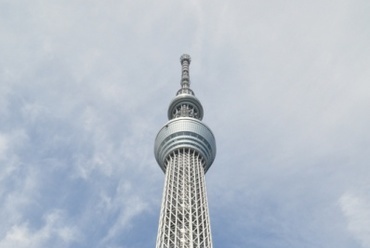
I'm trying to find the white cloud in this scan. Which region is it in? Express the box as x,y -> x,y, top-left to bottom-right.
100,194 -> 149,246
0,210 -> 80,248
0,134 -> 8,160
340,191 -> 370,248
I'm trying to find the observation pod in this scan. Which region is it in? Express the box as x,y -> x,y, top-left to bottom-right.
154,54 -> 216,173
154,117 -> 216,173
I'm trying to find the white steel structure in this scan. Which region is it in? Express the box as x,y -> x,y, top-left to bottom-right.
154,54 -> 216,248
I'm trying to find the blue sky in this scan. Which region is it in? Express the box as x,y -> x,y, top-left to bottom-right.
1,0 -> 370,247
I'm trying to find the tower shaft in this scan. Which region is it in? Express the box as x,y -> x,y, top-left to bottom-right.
156,149 -> 212,248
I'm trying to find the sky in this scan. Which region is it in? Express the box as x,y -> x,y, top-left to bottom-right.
1,0 -> 370,247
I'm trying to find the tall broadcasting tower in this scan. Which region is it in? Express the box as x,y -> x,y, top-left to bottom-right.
154,54 -> 216,248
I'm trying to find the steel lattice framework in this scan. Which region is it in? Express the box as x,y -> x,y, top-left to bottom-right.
154,55 -> 216,248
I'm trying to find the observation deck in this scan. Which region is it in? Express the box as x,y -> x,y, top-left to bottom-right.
154,54 -> 216,173
154,117 -> 216,172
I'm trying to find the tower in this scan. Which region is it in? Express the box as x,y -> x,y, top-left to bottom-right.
154,54 -> 216,248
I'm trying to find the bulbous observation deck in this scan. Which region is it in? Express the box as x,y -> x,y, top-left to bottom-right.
154,54 -> 216,173
154,117 -> 216,172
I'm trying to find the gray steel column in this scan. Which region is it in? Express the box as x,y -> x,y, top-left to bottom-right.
154,55 -> 216,248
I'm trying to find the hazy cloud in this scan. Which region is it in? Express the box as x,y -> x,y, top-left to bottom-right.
340,190 -> 370,247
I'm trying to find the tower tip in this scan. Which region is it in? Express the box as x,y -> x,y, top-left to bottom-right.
178,53 -> 194,95
180,54 -> 191,64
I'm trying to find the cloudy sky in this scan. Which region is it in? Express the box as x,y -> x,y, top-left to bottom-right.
1,0 -> 370,247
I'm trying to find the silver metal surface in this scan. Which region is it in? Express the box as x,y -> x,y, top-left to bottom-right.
156,150 -> 213,248
154,117 -> 216,172
167,94 -> 204,120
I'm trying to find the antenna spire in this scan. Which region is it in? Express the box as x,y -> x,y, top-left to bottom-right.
177,54 -> 194,95
180,54 -> 191,88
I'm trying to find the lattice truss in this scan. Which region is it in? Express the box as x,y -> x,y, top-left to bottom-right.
156,148 -> 213,248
